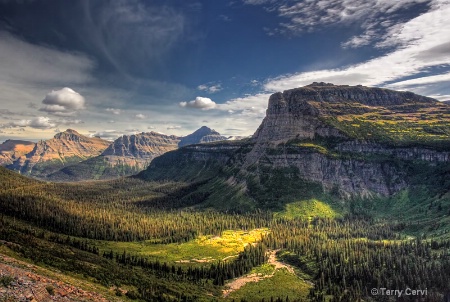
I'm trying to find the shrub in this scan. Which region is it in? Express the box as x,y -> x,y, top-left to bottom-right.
45,285 -> 55,296
0,275 -> 14,287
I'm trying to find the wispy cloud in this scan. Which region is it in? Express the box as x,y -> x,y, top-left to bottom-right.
0,31 -> 94,86
167,125 -> 181,130
197,83 -> 222,93
218,14 -> 232,22
106,108 -> 121,115
246,0 -> 431,50
81,0 -> 185,76
264,1 -> 450,96
1,116 -> 56,129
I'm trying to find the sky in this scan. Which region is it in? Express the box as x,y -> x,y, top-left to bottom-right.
0,0 -> 449,141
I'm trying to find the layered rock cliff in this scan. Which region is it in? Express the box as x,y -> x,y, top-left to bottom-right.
100,132 -> 180,169
139,84 -> 450,208
252,83 -> 445,145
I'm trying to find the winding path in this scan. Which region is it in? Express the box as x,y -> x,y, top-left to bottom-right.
222,249 -> 302,297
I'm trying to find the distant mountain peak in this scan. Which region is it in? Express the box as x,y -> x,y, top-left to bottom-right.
178,126 -> 226,147
192,126 -> 219,135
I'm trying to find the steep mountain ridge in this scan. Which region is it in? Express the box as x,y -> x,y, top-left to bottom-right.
138,84 -> 450,210
101,131 -> 180,167
9,129 -> 110,177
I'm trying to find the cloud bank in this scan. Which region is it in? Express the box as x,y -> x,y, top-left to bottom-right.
1,116 -> 56,129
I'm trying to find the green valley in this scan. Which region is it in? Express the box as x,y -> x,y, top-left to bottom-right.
1,84 -> 450,302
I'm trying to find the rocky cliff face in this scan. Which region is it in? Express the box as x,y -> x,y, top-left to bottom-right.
10,129 -> 110,177
252,83 -> 440,144
252,90 -> 342,144
0,140 -> 35,166
178,126 -> 227,147
140,84 -> 450,204
100,132 -> 180,169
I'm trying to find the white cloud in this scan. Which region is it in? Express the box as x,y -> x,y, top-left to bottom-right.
135,113 -> 146,119
147,126 -> 156,129
218,93 -> 269,118
106,108 -> 121,115
180,97 -> 217,110
39,87 -> 86,116
29,117 -> 56,129
387,72 -> 450,89
429,94 -> 450,101
197,84 -> 222,93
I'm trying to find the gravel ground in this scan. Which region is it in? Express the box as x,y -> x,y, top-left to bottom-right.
0,253 -> 114,302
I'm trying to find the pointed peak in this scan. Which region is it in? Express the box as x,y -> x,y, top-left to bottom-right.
53,129 -> 83,139
192,126 -> 218,135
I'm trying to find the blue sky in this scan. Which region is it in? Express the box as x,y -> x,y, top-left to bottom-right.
0,0 -> 449,141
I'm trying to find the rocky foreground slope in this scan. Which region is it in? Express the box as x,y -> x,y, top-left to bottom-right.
138,83 -> 450,210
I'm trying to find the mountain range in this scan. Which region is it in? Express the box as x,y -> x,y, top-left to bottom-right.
0,126 -> 228,180
138,83 -> 450,212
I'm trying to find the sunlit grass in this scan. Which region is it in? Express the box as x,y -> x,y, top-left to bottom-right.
275,199 -> 341,220
98,228 -> 269,265
223,269 -> 312,301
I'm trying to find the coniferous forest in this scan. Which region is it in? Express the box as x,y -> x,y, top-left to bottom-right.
1,166 -> 449,301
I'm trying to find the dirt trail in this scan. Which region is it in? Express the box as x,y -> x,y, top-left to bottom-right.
222,249 -> 300,297
0,252 -> 116,301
